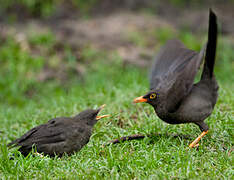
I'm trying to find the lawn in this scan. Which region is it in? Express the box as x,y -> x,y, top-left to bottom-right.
0,30 -> 233,179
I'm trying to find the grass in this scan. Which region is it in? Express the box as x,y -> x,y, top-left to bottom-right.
0,30 -> 233,179
0,0 -> 100,19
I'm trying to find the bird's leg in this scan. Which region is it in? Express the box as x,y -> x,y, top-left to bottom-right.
189,122 -> 209,148
189,130 -> 208,148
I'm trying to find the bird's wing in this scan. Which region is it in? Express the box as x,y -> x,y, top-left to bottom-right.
150,39 -> 206,111
7,126 -> 40,147
150,39 -> 187,82
8,118 -> 69,147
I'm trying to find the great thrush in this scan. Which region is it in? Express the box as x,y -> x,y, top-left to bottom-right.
134,10 -> 218,148
8,105 -> 109,157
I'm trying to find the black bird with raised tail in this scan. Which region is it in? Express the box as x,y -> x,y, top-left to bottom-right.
8,105 -> 109,157
134,10 -> 218,148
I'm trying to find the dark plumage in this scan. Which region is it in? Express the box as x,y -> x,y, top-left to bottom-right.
8,105 -> 109,157
134,10 -> 218,148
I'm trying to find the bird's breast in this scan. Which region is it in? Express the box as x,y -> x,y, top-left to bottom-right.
154,107 -> 183,124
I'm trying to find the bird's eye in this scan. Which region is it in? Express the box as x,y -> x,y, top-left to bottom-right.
150,93 -> 157,99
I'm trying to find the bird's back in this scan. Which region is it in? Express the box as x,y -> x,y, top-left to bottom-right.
8,117 -> 92,156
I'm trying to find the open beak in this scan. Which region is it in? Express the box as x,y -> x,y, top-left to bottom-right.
96,115 -> 110,120
96,104 -> 110,120
133,96 -> 147,103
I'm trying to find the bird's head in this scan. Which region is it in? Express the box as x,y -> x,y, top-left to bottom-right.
75,104 -> 109,126
133,91 -> 161,107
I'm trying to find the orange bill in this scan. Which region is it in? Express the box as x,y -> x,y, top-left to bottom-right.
96,114 -> 110,120
133,96 -> 147,103
99,104 -> 106,110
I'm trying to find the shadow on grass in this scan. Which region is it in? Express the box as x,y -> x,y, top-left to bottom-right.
108,133 -> 192,145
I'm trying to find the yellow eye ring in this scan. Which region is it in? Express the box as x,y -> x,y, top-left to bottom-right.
150,93 -> 157,99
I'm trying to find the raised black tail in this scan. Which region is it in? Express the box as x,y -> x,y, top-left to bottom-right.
201,9 -> 218,79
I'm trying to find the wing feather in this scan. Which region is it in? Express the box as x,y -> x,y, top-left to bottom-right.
150,39 -> 206,111
8,118 -> 69,148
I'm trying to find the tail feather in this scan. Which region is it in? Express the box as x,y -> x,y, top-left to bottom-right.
7,139 -> 19,147
201,9 -> 218,79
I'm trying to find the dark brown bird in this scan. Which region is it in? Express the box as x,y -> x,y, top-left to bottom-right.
8,105 -> 109,157
134,10 -> 218,148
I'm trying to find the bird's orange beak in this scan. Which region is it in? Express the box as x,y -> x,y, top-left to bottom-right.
96,115 -> 110,120
133,96 -> 147,103
96,104 -> 110,120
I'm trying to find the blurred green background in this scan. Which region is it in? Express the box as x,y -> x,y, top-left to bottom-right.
0,0 -> 233,179
0,0 -> 233,106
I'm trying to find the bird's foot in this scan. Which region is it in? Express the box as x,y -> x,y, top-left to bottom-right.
189,130 -> 208,148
